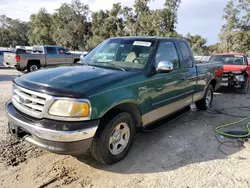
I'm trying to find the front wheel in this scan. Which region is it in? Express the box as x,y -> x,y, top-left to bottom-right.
195,84 -> 214,110
90,112 -> 135,165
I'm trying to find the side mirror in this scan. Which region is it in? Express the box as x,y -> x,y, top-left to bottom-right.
156,61 -> 174,73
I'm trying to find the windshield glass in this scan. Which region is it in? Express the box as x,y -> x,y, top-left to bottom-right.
209,55 -> 245,65
80,38 -> 155,70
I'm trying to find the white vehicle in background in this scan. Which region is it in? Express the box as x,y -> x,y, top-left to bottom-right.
0,50 -> 11,67
194,56 -> 211,63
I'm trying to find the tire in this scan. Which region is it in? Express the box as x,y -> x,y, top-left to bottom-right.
240,77 -> 249,94
195,84 -> 214,110
27,62 -> 40,72
90,112 -> 136,165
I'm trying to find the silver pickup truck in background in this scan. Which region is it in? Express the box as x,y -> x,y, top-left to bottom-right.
4,45 -> 81,72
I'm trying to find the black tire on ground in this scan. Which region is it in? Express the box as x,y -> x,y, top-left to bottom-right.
195,84 -> 214,110
90,112 -> 136,165
27,62 -> 40,72
240,77 -> 249,94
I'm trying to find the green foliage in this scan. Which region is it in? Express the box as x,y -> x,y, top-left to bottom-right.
1,0 -> 212,54
219,0 -> 250,54
0,15 -> 28,47
28,8 -> 55,45
52,0 -> 91,50
185,33 -> 207,56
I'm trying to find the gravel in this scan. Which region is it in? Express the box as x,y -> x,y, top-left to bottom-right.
0,69 -> 250,188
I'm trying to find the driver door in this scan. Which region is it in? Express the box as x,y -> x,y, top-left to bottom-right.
146,41 -> 187,124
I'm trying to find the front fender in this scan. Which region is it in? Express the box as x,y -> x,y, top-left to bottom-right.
89,87 -> 144,119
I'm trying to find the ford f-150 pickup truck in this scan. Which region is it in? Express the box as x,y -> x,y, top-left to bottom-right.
209,53 -> 250,94
3,45 -> 81,72
5,37 -> 223,165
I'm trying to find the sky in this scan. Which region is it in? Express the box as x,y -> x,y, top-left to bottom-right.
0,0 -> 229,45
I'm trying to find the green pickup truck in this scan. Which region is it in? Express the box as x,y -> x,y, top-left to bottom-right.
6,37 -> 223,164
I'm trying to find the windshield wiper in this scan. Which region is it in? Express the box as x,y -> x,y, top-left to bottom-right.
92,62 -> 126,72
103,62 -> 126,72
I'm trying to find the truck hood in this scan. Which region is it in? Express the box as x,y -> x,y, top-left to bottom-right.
14,65 -> 140,98
223,64 -> 247,72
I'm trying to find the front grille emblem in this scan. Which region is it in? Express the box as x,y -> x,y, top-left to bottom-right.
19,96 -> 32,104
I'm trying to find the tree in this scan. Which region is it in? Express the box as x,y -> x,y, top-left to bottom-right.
186,33 -> 207,55
28,8 -> 54,45
219,0 -> 250,54
0,15 -> 29,47
52,0 -> 91,50
161,0 -> 181,36
88,3 -> 127,48
7,19 -> 29,46
219,0 -> 240,52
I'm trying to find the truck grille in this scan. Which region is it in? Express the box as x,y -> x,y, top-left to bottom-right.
12,84 -> 52,118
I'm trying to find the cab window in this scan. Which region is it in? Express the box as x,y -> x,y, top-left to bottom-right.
179,42 -> 193,68
46,47 -> 57,54
155,42 -> 179,69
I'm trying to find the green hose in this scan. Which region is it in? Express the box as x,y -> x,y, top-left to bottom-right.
215,116 -> 250,138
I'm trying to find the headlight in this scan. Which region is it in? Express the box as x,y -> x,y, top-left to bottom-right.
48,100 -> 90,117
235,75 -> 245,82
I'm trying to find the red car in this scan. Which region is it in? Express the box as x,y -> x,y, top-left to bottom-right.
209,53 -> 250,94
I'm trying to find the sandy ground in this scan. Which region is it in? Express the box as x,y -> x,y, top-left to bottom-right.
0,69 -> 250,188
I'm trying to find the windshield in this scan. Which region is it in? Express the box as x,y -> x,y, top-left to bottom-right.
80,38 -> 155,70
209,55 -> 245,65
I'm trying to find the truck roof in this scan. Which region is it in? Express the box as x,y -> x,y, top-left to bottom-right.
109,36 -> 188,42
33,45 -> 61,48
213,53 -> 245,56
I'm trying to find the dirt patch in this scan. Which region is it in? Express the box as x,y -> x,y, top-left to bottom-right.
0,135 -> 44,167
1,69 -> 250,188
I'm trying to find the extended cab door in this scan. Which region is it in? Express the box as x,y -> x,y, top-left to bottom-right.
45,47 -> 59,66
177,41 -> 197,102
146,40 -> 188,124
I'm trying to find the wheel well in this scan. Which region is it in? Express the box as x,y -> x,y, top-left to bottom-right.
73,58 -> 80,63
99,103 -> 142,130
27,60 -> 40,67
209,79 -> 216,90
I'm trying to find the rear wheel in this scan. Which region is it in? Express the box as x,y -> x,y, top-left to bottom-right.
27,62 -> 40,72
90,112 -> 135,165
240,77 -> 249,94
195,84 -> 214,110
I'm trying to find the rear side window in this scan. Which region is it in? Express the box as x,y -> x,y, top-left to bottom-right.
46,47 -> 57,54
179,42 -> 193,68
155,42 -> 179,69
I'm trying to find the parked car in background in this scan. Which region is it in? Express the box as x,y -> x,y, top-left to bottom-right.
209,53 -> 250,94
3,45 -> 81,72
6,37 -> 223,165
194,56 -> 211,64
0,50 -> 10,66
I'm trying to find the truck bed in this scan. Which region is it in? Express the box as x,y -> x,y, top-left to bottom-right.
196,61 -> 223,91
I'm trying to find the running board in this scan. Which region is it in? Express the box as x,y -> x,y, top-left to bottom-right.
141,106 -> 191,132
